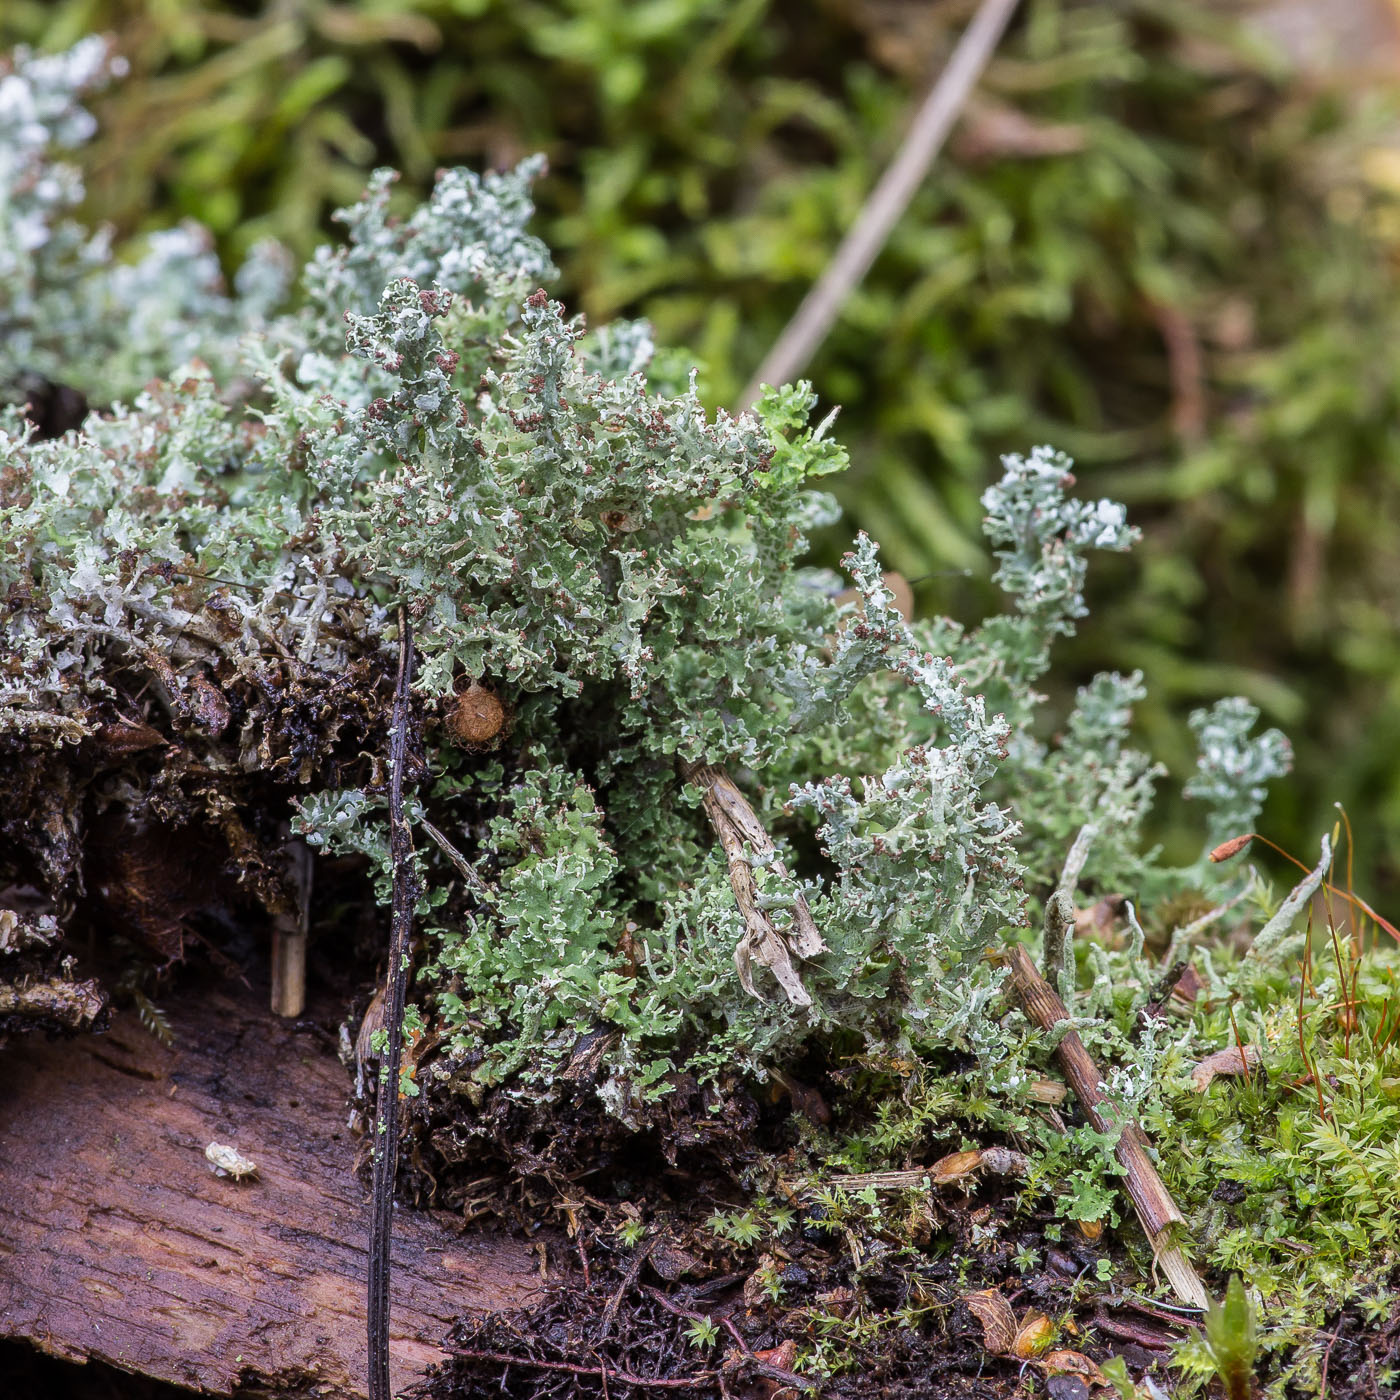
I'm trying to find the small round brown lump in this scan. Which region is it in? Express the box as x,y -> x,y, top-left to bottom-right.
444,680 -> 506,747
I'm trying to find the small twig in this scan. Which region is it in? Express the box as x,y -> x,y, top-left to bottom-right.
417,814 -> 492,896
1004,944 -> 1208,1308
641,1285 -> 754,1361
739,0 -> 1022,406
601,1240 -> 654,1335
1149,299 -> 1206,445
367,608 -> 417,1400
577,1229 -> 592,1291
445,1348 -> 716,1389
1318,1312 -> 1346,1398
642,1284 -> 715,1327
641,1289 -> 817,1394
1089,1309 -> 1179,1351
1227,1003 -> 1254,1092
1138,959 -> 1188,1028
682,761 -> 824,1005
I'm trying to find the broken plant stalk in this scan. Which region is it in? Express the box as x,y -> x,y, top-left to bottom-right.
738,0 -> 1023,406
683,761 -> 825,1005
368,608 -> 417,1400
270,835 -> 313,1018
1004,944 -> 1208,1309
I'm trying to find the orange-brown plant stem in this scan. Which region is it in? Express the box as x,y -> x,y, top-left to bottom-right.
1212,832 -> 1399,944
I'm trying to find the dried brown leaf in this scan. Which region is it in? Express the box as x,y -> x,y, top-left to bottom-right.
1190,1044 -> 1262,1091
1035,1349 -> 1108,1386
930,1149 -> 984,1184
1012,1310 -> 1056,1358
964,1288 -> 1017,1355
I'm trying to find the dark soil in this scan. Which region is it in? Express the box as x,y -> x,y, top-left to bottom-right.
0,1341 -> 198,1398
417,1177 -> 1193,1400
1291,1290 -> 1400,1400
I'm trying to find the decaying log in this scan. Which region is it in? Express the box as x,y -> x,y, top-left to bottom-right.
1004,944 -> 1208,1309
0,975 -> 540,1397
683,761 -> 825,1006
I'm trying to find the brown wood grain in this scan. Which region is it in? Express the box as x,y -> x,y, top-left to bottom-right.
0,976 -> 540,1397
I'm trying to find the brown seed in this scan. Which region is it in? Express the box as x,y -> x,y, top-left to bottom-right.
445,681 -> 506,747
930,1149 -> 984,1185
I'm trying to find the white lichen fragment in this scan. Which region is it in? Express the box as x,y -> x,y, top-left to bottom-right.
205,1141 -> 259,1181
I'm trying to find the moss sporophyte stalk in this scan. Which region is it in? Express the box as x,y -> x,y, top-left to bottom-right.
3,40 -> 1399,1396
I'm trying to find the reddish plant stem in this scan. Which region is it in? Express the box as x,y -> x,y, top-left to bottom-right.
641,1284 -> 753,1357
1216,832 -> 1399,944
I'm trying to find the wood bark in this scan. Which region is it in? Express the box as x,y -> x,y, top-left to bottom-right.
0,975 -> 540,1397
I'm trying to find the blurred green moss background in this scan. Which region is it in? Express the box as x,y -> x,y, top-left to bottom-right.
7,0 -> 1400,896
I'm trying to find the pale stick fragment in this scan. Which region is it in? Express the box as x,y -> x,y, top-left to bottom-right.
417,815 -> 493,896
739,0 -> 1023,405
270,836 -> 313,1018
682,761 -> 825,1006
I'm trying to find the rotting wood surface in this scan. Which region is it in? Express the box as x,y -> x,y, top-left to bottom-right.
0,975 -> 540,1397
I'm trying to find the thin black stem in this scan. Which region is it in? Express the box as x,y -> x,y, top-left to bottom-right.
368,608 -> 416,1400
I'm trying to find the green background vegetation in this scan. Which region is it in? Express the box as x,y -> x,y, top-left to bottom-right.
7,0 -> 1400,896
